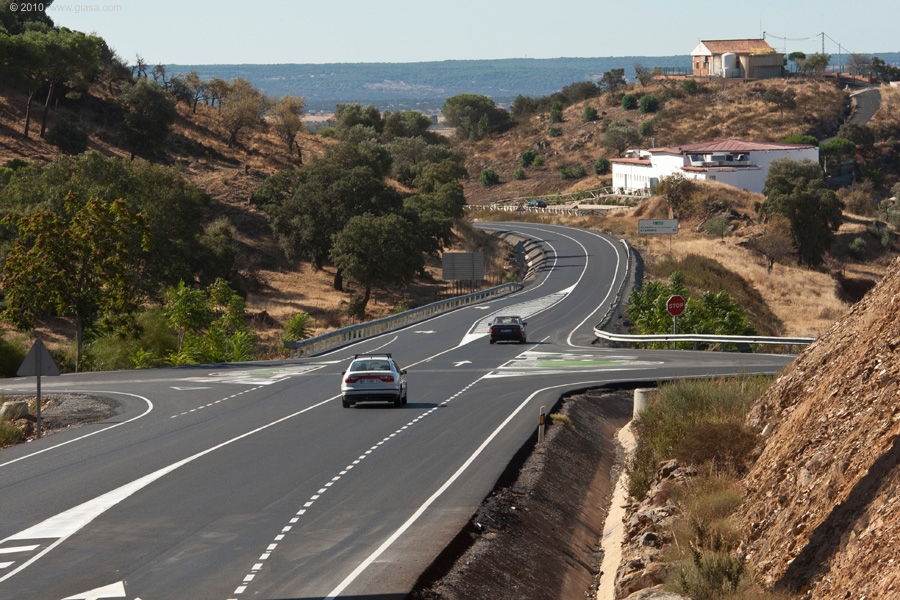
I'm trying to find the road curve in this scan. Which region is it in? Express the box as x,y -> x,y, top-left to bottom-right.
0,223 -> 794,600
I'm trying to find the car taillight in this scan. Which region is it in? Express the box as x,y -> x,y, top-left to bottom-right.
345,375 -> 359,383
379,375 -> 395,382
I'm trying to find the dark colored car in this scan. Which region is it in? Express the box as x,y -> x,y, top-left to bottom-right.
527,199 -> 547,208
341,353 -> 408,408
489,315 -> 527,344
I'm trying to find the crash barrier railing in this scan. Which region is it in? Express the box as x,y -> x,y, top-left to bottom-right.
592,330 -> 816,353
284,282 -> 524,358
594,238 -> 632,331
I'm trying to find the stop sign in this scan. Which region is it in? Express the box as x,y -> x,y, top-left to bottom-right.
666,295 -> 686,317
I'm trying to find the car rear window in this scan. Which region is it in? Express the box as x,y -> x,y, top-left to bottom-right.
349,360 -> 391,372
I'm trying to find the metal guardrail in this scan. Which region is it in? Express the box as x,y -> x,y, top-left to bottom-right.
593,330 -> 815,353
284,282 -> 524,358
592,240 -> 815,353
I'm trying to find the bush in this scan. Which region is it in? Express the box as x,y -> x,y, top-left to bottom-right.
639,119 -> 655,137
549,107 -> 563,123
782,134 -> 819,146
583,106 -> 599,122
520,150 -> 537,168
85,308 -> 177,371
850,237 -> 866,260
681,79 -> 699,95
533,156 -> 545,167
514,168 -> 526,180
626,377 -> 769,499
560,165 -> 586,180
621,94 -> 638,110
46,119 -> 89,155
0,337 -> 27,378
548,126 -> 563,137
593,157 -> 611,175
283,312 -> 312,342
479,168 -> 500,186
639,94 -> 660,114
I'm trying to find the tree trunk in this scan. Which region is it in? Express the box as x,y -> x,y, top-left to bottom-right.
23,89 -> 36,138
333,270 -> 343,292
40,81 -> 55,138
357,284 -> 371,320
75,313 -> 83,373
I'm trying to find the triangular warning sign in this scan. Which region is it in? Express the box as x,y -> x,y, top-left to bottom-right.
17,339 -> 61,377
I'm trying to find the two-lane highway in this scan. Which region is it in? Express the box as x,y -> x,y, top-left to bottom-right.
0,223 -> 794,600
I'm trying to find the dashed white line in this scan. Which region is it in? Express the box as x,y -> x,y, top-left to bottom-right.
229,377 -> 483,598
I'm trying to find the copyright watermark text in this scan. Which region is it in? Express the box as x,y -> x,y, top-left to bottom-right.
8,2 -> 123,13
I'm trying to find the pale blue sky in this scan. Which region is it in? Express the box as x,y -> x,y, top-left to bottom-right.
47,0 -> 898,65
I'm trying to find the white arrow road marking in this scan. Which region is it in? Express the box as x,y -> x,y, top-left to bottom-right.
62,580 -> 126,599
170,386 -> 210,390
453,361 -> 472,367
472,306 -> 491,310
414,330 -> 435,334
0,396 -> 336,584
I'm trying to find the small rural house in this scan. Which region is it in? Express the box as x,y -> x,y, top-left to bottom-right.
610,140 -> 819,195
691,39 -> 784,79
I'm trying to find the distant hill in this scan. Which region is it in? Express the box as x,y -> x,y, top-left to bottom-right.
169,53 -> 900,114
167,56 -> 692,113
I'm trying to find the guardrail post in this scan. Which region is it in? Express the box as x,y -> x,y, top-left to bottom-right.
538,406 -> 546,443
634,388 -> 653,419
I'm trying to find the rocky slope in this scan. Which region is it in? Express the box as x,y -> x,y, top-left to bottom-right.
740,255 -> 900,598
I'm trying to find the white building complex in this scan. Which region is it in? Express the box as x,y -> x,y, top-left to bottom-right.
610,140 -> 820,195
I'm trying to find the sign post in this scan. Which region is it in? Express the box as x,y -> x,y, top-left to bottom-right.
638,219 -> 679,252
17,339 -> 61,439
666,295 -> 686,344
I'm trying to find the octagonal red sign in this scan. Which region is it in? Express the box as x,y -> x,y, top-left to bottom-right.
666,295 -> 686,317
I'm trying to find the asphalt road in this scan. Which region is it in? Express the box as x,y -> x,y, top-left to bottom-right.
0,223 -> 795,600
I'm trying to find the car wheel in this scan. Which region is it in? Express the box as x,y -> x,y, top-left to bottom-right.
520,337 -> 527,344
394,394 -> 403,408
489,338 -> 495,344
342,397 -> 352,408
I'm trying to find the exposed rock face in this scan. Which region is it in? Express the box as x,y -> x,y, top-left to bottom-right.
741,256 -> 900,599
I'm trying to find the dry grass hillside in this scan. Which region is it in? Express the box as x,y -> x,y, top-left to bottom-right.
461,79 -> 848,206
1,77 -> 898,356
739,254 -> 900,598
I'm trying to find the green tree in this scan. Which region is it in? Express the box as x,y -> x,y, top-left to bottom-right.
634,62 -> 654,86
163,278 -> 254,364
251,142 -> 402,281
621,94 -> 638,110
283,312 -> 312,343
788,51 -> 806,73
800,53 -> 831,73
759,158 -> 844,266
639,94 -> 660,114
270,94 -> 306,156
219,78 -> 270,147
441,94 -> 510,141
330,213 -> 423,318
1,195 -> 148,370
602,121 -> 641,157
654,174 -> 697,218
583,106 -> 599,122
382,110 -> 432,141
872,57 -> 900,82
600,68 -> 626,93
0,151 -> 211,295
119,78 -> 177,159
763,87 -> 797,119
820,137 -> 856,170
593,157 -> 611,175
479,168 -> 500,186
781,134 -> 818,146
681,79 -> 699,95
748,214 -> 793,273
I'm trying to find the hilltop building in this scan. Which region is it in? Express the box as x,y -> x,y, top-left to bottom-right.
610,140 -> 819,194
691,39 -> 784,79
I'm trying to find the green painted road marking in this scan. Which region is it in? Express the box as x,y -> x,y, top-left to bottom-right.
535,359 -> 628,367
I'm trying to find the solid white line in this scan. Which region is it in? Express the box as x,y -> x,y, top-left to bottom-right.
0,545 -> 38,554
0,395 -> 337,583
0,391 -> 153,469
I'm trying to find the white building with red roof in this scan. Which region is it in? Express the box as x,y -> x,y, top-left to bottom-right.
610,140 -> 819,194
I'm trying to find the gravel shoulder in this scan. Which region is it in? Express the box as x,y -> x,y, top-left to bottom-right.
1,393 -> 119,445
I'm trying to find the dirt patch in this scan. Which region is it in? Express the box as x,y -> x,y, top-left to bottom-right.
1,394 -> 118,446
410,388 -> 633,600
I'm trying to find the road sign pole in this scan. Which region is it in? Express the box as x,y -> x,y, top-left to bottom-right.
35,347 -> 42,439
